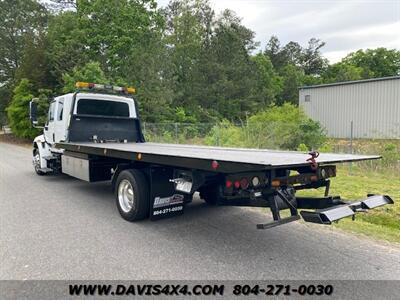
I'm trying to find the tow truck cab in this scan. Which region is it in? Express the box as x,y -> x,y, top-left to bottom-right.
31,86 -> 142,173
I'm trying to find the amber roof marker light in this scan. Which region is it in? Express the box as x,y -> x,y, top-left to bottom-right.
75,82 -> 136,94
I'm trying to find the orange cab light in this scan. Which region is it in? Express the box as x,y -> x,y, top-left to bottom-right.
271,180 -> 280,187
126,87 -> 136,94
75,82 -> 90,88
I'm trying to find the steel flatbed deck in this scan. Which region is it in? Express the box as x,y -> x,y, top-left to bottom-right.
57,142 -> 380,173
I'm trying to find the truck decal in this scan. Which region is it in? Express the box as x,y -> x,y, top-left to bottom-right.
153,194 -> 185,209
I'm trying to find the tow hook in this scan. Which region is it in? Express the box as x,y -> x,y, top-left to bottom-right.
307,151 -> 320,170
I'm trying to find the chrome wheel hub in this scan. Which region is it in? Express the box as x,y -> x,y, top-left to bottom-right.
33,153 -> 41,170
118,179 -> 135,213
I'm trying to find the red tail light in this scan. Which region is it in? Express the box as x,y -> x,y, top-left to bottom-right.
240,178 -> 249,189
211,160 -> 219,170
225,180 -> 233,188
234,181 -> 240,189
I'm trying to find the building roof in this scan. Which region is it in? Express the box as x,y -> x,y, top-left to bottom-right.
299,75 -> 400,90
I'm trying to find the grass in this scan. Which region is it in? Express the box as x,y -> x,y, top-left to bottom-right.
297,165 -> 400,244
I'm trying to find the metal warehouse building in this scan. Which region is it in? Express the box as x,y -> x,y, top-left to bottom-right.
299,76 -> 400,139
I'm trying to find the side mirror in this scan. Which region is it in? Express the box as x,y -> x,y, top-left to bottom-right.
29,99 -> 38,125
29,98 -> 43,128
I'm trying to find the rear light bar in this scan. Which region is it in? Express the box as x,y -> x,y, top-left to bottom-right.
75,82 -> 136,94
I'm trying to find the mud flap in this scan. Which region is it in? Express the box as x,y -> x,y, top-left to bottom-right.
149,166 -> 185,220
300,195 -> 393,224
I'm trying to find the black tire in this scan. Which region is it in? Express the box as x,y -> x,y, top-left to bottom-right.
199,184 -> 220,205
115,169 -> 150,221
33,148 -> 46,176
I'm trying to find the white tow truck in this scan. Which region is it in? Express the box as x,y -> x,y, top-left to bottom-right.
29,82 -> 394,229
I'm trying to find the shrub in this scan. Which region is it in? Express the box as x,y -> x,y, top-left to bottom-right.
381,143 -> 400,168
297,143 -> 308,152
6,79 -> 49,139
204,120 -> 246,147
205,103 -> 327,150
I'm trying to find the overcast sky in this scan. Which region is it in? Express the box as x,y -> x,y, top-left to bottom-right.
157,0 -> 400,63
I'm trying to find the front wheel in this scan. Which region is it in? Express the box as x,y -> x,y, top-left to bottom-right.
33,148 -> 46,176
115,169 -> 150,221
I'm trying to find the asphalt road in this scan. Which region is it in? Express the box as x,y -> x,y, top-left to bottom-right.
1,142 -> 400,280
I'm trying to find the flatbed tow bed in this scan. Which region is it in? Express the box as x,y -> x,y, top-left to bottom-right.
29,82 -> 393,229
58,142 -> 381,172
57,141 -> 392,228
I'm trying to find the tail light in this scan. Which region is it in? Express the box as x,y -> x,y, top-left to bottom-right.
211,160 -> 219,170
251,176 -> 260,187
240,178 -> 249,189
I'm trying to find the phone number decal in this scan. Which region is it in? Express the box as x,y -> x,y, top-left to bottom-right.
152,205 -> 183,216
232,284 -> 333,296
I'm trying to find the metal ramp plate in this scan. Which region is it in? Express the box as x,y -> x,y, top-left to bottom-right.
300,195 -> 394,225
362,195 -> 394,209
301,206 -> 354,224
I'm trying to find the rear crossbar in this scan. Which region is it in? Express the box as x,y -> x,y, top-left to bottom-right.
300,195 -> 394,225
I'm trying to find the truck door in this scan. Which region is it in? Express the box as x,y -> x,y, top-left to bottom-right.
54,97 -> 65,142
44,101 -> 56,144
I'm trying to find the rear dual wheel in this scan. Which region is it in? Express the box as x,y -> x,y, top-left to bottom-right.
115,169 -> 150,221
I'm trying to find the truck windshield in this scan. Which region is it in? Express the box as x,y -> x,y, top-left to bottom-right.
77,99 -> 130,117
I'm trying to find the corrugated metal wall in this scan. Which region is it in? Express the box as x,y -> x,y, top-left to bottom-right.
299,77 -> 400,139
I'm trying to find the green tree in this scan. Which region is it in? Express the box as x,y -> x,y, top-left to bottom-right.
6,79 -> 49,139
46,11 -> 88,89
250,53 -> 282,106
0,0 -> 48,85
263,36 -> 327,105
163,0 -> 213,112
15,33 -> 55,91
0,0 -> 48,110
46,0 -> 169,120
282,41 -> 302,67
341,48 -> 400,78
264,36 -> 327,75
322,62 -> 364,83
276,64 -> 304,105
6,79 -> 34,138
62,61 -> 109,93
77,0 -> 162,78
301,38 -> 328,75
201,9 -> 259,120
264,35 -> 287,71
0,86 -> 11,126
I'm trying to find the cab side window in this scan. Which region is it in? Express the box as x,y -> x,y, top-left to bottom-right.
57,99 -> 64,121
48,102 -> 55,122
